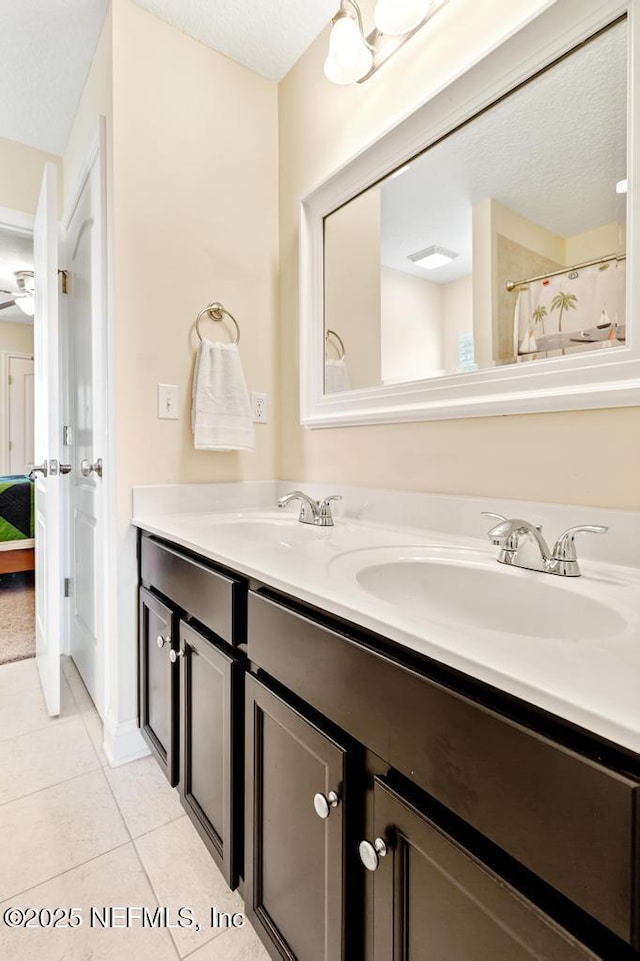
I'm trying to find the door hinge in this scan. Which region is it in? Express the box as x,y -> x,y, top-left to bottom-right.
64,578 -> 72,598
8,441 -> 12,451
63,425 -> 73,446
8,375 -> 12,386
59,269 -> 69,294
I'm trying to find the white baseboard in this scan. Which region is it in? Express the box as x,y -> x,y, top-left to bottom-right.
103,718 -> 150,768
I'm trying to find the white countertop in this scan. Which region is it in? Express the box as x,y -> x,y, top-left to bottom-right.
133,502 -> 640,755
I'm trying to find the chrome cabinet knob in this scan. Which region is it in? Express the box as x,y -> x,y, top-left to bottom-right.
169,649 -> 184,664
359,837 -> 387,872
29,461 -> 48,480
80,457 -> 103,478
156,634 -> 169,649
313,791 -> 340,819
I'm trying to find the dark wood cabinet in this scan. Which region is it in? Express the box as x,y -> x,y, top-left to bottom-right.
138,534 -> 247,889
139,586 -> 179,785
137,531 -> 640,960
179,620 -> 242,889
368,777 -> 598,961
245,675 -> 349,961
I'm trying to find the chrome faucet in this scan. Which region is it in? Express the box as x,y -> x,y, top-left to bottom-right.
277,490 -> 342,527
482,512 -> 607,577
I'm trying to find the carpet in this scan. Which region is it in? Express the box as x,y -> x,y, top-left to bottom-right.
0,573 -> 36,665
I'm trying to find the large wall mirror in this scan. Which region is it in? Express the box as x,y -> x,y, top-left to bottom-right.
300,0 -> 639,427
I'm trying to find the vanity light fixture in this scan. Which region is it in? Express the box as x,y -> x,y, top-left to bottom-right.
408,245 -> 458,270
324,0 -> 450,85
616,178 -> 628,194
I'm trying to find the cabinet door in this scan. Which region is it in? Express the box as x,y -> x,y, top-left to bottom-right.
245,675 -> 348,961
139,587 -> 178,785
179,621 -> 241,889
368,778 -> 598,961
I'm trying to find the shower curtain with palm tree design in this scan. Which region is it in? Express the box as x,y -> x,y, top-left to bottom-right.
512,258 -> 625,359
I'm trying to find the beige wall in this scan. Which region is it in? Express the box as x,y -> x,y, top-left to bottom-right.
112,0 -> 278,493
278,0 -> 640,510
442,275 -> 473,374
380,267 -> 444,382
0,137 -> 61,216
566,221 -> 625,265
0,320 -> 33,355
325,189 -> 381,389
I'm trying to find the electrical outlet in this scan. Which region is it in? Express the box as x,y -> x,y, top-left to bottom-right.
251,392 -> 268,424
158,384 -> 179,420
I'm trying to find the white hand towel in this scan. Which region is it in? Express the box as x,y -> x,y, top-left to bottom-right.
325,358 -> 351,394
192,340 -> 255,451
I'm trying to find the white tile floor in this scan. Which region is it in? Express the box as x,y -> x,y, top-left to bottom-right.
0,656 -> 270,961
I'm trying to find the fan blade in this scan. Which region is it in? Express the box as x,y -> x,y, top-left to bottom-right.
0,300 -> 16,310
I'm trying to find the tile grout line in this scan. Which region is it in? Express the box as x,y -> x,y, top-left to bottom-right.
96,734 -> 184,960
0,750 -> 101,810
129,838 -> 183,961
131,816 -> 227,958
0,709 -> 79,746
0,839 -> 133,907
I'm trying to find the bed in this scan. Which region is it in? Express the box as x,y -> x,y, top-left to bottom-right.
0,475 -> 35,574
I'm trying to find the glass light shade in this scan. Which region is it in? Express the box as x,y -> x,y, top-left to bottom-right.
374,0 -> 431,35
16,294 -> 34,316
324,13 -> 373,84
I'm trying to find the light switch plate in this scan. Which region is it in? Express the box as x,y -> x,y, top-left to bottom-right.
158,384 -> 179,420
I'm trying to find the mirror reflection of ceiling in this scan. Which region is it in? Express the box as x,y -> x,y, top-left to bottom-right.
380,22 -> 627,285
0,228 -> 34,325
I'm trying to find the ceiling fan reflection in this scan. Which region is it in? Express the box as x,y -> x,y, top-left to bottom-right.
0,270 -> 35,315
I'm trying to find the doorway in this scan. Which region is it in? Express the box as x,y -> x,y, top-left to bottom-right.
0,222 -> 36,666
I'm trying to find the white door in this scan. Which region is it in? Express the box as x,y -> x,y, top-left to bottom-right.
33,162 -> 62,716
64,139 -> 106,717
8,355 -> 34,474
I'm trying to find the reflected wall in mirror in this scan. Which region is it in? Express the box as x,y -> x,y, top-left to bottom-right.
323,19 -> 627,394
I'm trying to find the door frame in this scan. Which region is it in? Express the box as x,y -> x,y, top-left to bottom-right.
60,116 -> 115,722
0,351 -> 34,475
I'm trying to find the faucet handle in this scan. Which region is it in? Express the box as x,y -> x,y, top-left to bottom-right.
319,494 -> 342,510
318,494 -> 341,525
481,512 -> 514,547
552,525 -> 608,562
481,512 -> 507,523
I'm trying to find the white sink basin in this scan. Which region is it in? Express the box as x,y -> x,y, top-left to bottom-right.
175,511 -> 330,547
329,547 -> 626,642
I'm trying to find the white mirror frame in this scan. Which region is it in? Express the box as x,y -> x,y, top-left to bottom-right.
300,0 -> 639,427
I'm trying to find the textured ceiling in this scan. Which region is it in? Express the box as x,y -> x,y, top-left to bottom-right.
0,0 -> 108,155
379,20 -> 627,284
133,0 -> 336,81
0,228 -> 34,324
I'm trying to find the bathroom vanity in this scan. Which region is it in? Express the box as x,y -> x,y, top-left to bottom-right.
135,503 -> 640,961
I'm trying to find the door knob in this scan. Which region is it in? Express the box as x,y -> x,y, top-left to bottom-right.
169,649 -> 184,664
359,837 -> 388,872
80,457 -> 103,478
313,791 -> 340,819
59,464 -> 72,475
29,461 -> 48,480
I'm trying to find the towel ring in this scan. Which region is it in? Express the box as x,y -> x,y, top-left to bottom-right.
195,302 -> 241,345
325,329 -> 345,360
